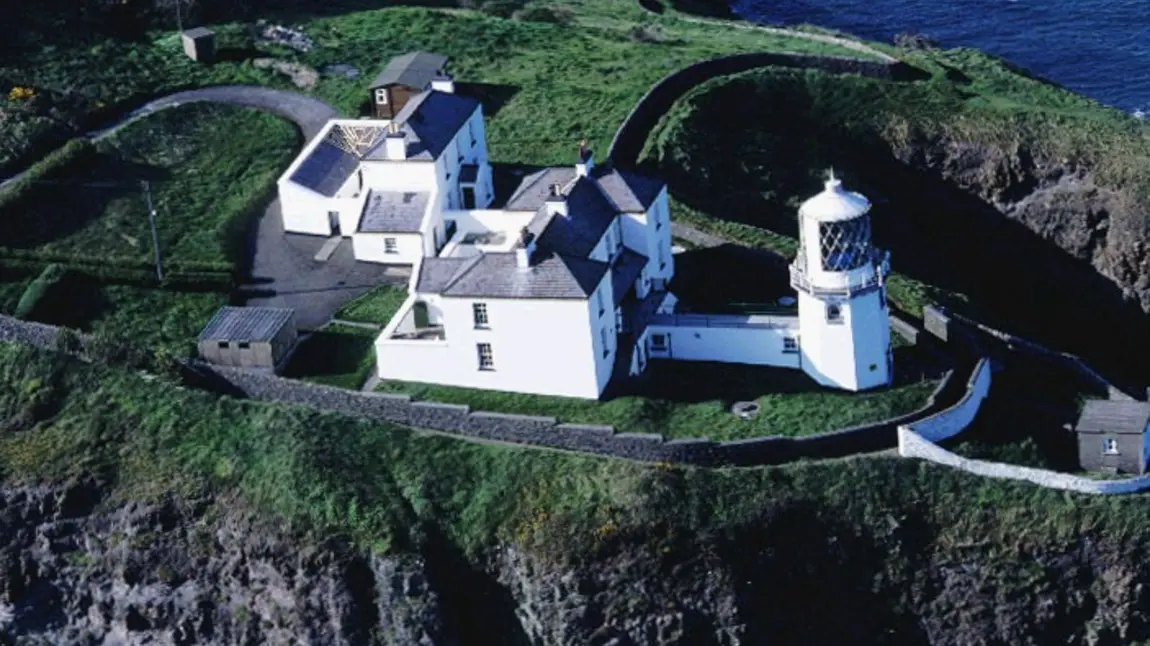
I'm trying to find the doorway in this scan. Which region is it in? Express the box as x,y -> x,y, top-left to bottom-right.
328,210 -> 341,236
413,301 -> 430,328
462,186 -> 476,210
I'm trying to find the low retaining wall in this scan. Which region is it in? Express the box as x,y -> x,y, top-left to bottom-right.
607,51 -> 908,167
897,357 -> 1150,494
184,359 -> 958,467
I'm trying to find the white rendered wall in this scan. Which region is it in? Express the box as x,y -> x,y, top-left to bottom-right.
377,295 -> 604,398
444,210 -> 536,238
352,232 -> 423,264
588,274 -> 618,393
644,322 -> 801,368
278,181 -> 334,235
797,288 -> 890,391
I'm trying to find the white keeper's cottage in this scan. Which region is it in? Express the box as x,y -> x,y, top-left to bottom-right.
275,52 -> 895,399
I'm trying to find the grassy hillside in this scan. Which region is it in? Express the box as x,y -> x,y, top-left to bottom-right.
2,340 -> 1148,568
0,1 -> 873,175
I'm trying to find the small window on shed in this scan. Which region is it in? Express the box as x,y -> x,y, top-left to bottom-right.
217,341 -> 229,349
1103,438 -> 1119,455
375,89 -> 388,105
238,341 -> 251,350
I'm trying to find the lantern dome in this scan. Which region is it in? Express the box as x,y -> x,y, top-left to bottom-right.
799,175 -> 870,222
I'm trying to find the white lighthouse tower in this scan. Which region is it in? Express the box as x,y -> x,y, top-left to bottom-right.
789,172 -> 893,391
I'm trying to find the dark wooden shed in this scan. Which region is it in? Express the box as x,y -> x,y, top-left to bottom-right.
368,51 -> 449,119
1075,399 -> 1150,475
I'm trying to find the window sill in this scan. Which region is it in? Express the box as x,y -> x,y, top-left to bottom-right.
474,325 -> 490,330
478,367 -> 495,372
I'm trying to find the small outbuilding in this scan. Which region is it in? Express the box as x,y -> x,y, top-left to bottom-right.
1074,399 -> 1150,475
181,27 -> 217,63
368,51 -> 451,119
197,306 -> 298,372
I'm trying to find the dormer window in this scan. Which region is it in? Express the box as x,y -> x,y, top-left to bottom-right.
374,89 -> 388,105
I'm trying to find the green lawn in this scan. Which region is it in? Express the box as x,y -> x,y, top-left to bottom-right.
4,339 -> 1150,570
376,348 -> 943,441
333,285 -> 408,326
283,323 -> 377,389
1,103 -> 299,270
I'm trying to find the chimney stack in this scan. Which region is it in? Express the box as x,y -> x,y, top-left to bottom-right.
575,139 -> 594,177
515,227 -> 536,268
430,73 -> 456,94
385,122 -> 407,160
545,182 -> 568,216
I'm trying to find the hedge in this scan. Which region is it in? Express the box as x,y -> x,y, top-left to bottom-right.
0,257 -> 234,292
0,139 -> 97,213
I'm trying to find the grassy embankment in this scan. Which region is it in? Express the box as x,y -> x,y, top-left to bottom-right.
376,346 -> 941,441
641,46 -> 1150,320
0,103 -> 297,354
2,340 -> 1148,568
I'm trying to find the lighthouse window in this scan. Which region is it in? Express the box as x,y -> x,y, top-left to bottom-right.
826,303 -> 843,323
819,217 -> 871,272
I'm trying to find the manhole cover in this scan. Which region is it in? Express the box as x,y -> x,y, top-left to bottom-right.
731,401 -> 761,420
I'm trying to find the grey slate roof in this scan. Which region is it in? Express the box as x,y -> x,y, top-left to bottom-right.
289,140 -> 359,197
183,27 -> 214,39
198,306 -> 295,343
415,257 -> 475,293
505,167 -> 577,211
358,190 -> 430,233
529,177 -> 620,258
611,249 -> 648,305
422,251 -> 608,300
370,51 -> 449,89
1076,400 -> 1150,434
363,91 -> 480,162
594,167 -> 664,213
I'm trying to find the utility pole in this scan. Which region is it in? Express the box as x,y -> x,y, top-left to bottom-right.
141,180 -> 164,282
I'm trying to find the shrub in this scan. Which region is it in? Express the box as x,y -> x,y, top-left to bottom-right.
0,139 -> 96,213
13,263 -> 66,320
466,0 -> 525,18
512,5 -> 575,25
628,24 -> 671,44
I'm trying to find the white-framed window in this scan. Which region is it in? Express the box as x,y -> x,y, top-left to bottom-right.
472,302 -> 489,328
596,290 -> 605,316
601,327 -> 610,358
477,343 -> 494,371
782,337 -> 798,353
826,303 -> 843,324
1103,438 -> 1119,455
650,333 -> 667,351
384,237 -> 398,254
375,88 -> 388,105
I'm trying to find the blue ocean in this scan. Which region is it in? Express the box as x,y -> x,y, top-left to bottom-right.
733,0 -> 1150,116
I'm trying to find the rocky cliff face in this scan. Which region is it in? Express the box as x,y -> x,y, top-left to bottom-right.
6,481 -> 1150,646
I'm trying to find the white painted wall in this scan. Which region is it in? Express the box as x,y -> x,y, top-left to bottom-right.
352,232 -> 423,264
643,321 -> 801,368
900,358 -> 992,444
377,295 -> 604,398
797,287 -> 890,391
444,210 -> 535,237
587,273 -> 617,393
278,182 -> 367,237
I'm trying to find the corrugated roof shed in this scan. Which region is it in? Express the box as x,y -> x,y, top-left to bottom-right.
198,306 -> 295,343
1076,400 -> 1150,434
370,51 -> 449,89
358,190 -> 430,233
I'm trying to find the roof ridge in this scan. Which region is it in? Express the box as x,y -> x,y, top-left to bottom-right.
441,252 -> 486,292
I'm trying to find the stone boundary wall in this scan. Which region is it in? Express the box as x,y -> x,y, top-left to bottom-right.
0,314 -> 961,467
942,307 -> 1138,401
184,359 -> 958,467
606,51 -> 910,167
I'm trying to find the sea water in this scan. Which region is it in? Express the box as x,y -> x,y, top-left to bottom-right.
733,0 -> 1150,116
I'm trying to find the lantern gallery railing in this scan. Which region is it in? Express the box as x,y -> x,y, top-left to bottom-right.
789,250 -> 890,297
